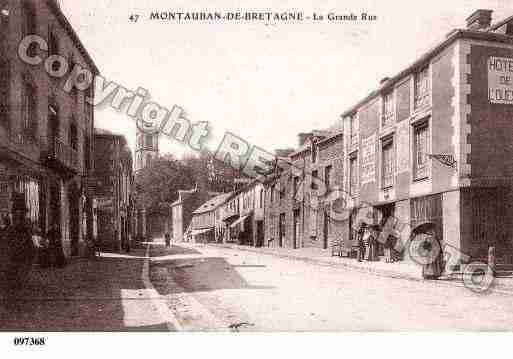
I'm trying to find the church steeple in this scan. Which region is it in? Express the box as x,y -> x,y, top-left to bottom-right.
135,128 -> 159,172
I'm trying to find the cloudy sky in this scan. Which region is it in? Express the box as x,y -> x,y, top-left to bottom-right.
61,0 -> 511,157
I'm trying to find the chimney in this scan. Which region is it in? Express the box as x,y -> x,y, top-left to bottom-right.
466,9 -> 493,31
380,77 -> 390,85
275,148 -> 295,158
297,132 -> 313,147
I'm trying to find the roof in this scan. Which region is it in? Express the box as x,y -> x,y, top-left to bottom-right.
290,129 -> 343,158
46,0 -> 99,74
341,24 -> 513,118
94,128 -> 124,137
193,192 -> 232,214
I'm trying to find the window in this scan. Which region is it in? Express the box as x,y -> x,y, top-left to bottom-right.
259,189 -> 263,208
413,123 -> 429,180
279,183 -> 285,203
145,134 -> 153,149
270,184 -> 275,203
293,176 -> 300,199
311,170 -> 318,190
70,121 -> 78,151
311,142 -> 318,163
48,30 -> 58,55
23,1 -> 36,34
0,60 -> 9,129
414,66 -> 430,110
23,81 -> 37,140
349,155 -> 358,196
382,91 -> 394,127
382,139 -> 394,188
349,114 -> 358,146
324,165 -> 332,191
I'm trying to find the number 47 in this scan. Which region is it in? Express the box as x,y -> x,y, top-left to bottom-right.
129,14 -> 140,22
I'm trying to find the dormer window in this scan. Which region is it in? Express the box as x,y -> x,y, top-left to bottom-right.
414,66 -> 430,110
349,114 -> 358,146
311,140 -> 318,163
382,91 -> 394,127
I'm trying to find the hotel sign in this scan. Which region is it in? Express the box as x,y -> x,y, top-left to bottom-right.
488,56 -> 513,104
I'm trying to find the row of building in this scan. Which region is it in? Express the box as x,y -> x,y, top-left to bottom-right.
186,9 -> 513,266
0,0 -> 136,257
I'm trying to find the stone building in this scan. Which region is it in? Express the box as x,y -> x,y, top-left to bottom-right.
93,129 -> 133,251
0,0 -> 98,257
264,131 -> 345,250
339,9 -> 513,264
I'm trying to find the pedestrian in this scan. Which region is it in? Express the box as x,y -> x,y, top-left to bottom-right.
365,224 -> 380,261
5,194 -> 36,287
47,223 -> 66,268
165,232 -> 171,248
411,223 -> 444,280
356,222 -> 366,262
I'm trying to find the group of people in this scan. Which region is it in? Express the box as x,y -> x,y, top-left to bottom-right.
0,196 -> 67,287
355,222 -> 393,262
355,220 -> 445,280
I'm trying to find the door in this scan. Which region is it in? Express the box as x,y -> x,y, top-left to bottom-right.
293,209 -> 300,249
256,221 -> 264,247
69,183 -> 80,256
279,213 -> 285,247
323,211 -> 329,249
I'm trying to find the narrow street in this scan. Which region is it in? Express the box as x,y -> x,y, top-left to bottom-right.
150,243 -> 513,331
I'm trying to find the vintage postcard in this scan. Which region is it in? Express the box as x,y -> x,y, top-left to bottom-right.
1,0 -> 513,356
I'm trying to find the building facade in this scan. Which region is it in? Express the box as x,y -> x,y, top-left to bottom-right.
339,10 -> 513,264
93,129 -> 133,251
0,0 -> 98,257
190,192 -> 231,243
264,131 -> 346,250
171,187 -> 214,242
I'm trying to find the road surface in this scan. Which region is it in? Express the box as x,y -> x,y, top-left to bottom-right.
149,243 -> 513,331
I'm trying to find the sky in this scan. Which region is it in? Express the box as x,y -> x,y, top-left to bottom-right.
60,0 -> 512,158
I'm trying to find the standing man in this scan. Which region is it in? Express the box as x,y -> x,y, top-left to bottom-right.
356,222 -> 366,262
6,194 -> 36,287
165,232 -> 171,248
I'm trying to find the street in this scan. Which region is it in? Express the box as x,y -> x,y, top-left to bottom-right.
149,243 -> 513,331
2,242 -> 513,331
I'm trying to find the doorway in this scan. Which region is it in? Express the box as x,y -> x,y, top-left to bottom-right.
323,211 -> 329,249
293,209 -> 300,249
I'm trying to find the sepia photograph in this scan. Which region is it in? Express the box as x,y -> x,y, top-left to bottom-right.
1,0 -> 513,356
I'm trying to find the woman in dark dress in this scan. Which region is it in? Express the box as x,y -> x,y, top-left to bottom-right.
410,222 -> 444,279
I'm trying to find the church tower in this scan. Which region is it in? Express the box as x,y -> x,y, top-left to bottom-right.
135,128 -> 159,172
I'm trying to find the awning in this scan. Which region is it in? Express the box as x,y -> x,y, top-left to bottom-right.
230,214 -> 249,228
191,228 -> 213,236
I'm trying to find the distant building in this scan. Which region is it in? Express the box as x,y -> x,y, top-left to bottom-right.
0,0 -> 98,257
171,187 -> 215,242
93,129 -> 133,251
190,192 -> 232,243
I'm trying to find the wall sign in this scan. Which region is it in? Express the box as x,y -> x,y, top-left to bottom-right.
360,134 -> 376,184
488,56 -> 513,104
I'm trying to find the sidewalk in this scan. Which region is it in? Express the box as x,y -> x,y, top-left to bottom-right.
0,246 -> 174,331
202,242 -> 513,294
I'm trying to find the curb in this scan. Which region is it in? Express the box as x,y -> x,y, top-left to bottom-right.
202,243 -> 513,295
